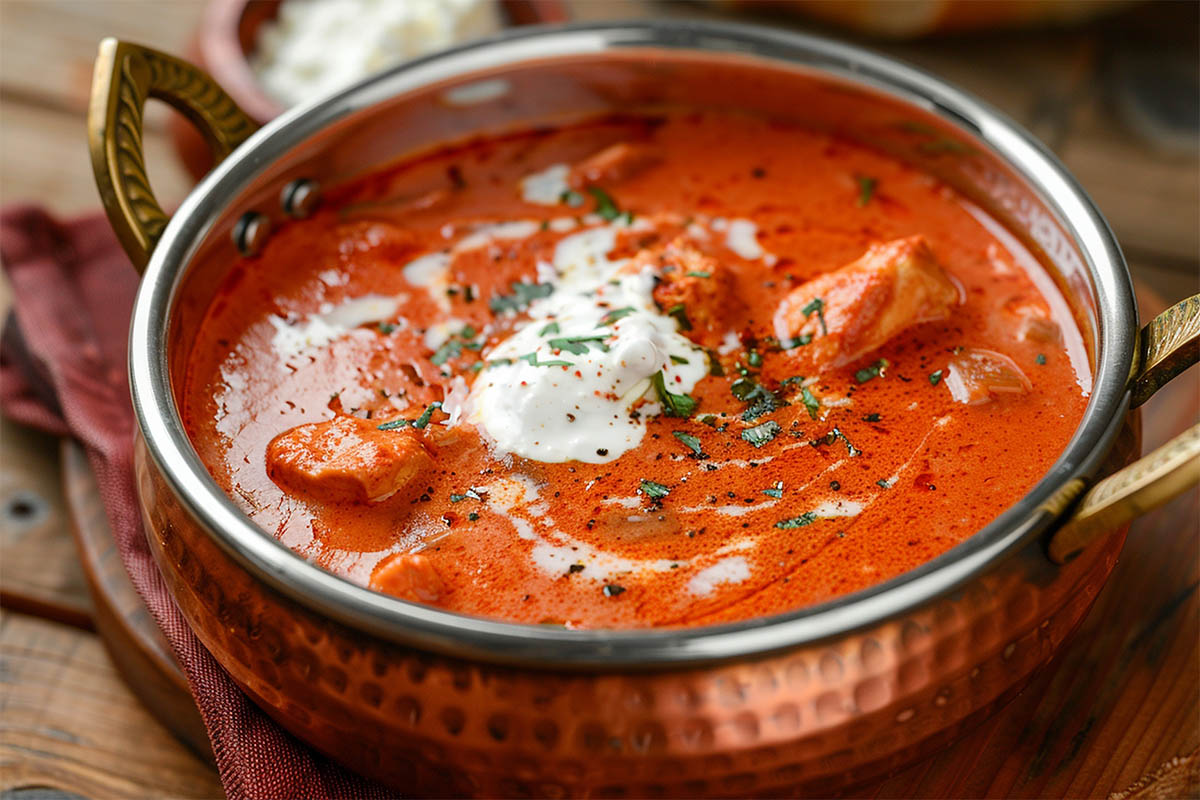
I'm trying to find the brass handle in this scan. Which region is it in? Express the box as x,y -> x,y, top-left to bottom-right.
1048,294 -> 1200,563
88,38 -> 257,273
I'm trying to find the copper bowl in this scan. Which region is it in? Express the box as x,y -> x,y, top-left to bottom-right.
88,21 -> 1200,796
170,0 -> 568,178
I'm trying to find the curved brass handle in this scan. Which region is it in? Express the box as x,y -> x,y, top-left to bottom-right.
88,38 -> 257,273
1048,294 -> 1200,563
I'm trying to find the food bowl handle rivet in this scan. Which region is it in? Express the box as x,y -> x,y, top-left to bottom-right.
233,212 -> 271,258
282,179 -> 321,219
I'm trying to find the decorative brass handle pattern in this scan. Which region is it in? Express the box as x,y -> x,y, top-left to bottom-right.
1048,293 -> 1200,563
88,38 -> 257,273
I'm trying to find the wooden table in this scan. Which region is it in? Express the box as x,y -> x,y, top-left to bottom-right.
1,2 -> 1196,798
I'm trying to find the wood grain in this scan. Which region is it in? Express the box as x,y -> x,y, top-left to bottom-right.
0,611 -> 223,799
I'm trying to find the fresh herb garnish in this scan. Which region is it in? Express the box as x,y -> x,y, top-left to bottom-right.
731,377 -> 786,422
599,306 -> 636,325
811,427 -> 861,457
449,489 -> 482,503
378,322 -> 397,334
666,303 -> 692,331
587,187 -> 621,222
650,371 -> 698,417
412,401 -> 442,430
856,175 -> 877,207
686,270 -> 711,278
672,430 -> 707,458
490,281 -> 554,314
1035,353 -> 1047,365
602,583 -> 626,597
639,479 -> 671,500
669,354 -> 690,365
928,370 -> 943,385
747,350 -> 763,368
376,419 -> 410,431
431,339 -> 463,365
862,413 -> 882,422
776,512 -> 818,529
468,512 -> 480,521
877,477 -> 895,489
547,335 -> 609,355
518,352 -> 573,367
742,420 -> 781,448
800,387 -> 821,419
855,358 -> 889,384
560,189 -> 584,207
763,481 -> 784,499
539,321 -> 560,336
697,414 -> 719,427
801,297 -> 828,335
778,334 -> 812,348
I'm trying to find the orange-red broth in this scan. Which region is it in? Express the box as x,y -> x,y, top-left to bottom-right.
182,111 -> 1090,629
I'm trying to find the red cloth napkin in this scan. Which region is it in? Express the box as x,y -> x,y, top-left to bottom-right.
0,206 -> 392,800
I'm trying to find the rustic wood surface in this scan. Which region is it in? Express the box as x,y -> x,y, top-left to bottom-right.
1,2 -> 1196,798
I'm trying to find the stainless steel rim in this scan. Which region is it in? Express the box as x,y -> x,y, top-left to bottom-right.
128,19 -> 1136,668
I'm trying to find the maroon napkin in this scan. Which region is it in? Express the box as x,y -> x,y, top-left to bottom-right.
0,206 -> 391,800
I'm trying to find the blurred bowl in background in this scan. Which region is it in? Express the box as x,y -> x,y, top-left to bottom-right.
171,0 -> 567,178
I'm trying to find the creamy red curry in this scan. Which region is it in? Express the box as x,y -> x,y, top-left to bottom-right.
182,111 -> 1091,629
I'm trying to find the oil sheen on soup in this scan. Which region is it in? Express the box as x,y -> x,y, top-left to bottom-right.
182,111 -> 1091,629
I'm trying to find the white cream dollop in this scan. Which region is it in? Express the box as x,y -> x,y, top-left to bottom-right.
467,225 -> 708,463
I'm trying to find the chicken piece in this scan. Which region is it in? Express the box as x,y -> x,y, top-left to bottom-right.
646,238 -> 745,349
266,415 -> 432,504
944,348 -> 1031,405
569,142 -> 662,188
774,236 -> 960,372
371,553 -> 446,603
1003,297 -> 1062,345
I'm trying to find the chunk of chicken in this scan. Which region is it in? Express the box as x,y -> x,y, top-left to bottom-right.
944,348 -> 1031,405
266,415 -> 432,504
371,553 -> 446,603
643,238 -> 744,349
774,236 -> 960,372
569,142 -> 662,188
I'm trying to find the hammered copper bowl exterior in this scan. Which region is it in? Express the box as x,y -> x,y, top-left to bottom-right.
135,420 -> 1138,797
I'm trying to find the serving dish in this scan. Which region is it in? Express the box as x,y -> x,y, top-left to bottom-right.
88,21 -> 1198,796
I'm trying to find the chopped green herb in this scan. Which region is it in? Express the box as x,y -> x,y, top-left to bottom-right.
467,512 -> 480,521
650,371 -> 698,417
855,175 -> 877,207
800,387 -> 821,419
666,303 -> 692,331
490,281 -> 554,314
469,362 -> 484,372
412,401 -> 442,429
518,352 -> 573,367
697,414 -> 719,427
602,583 -> 626,597
538,321 -> 560,336
587,186 -> 621,221
672,430 -> 707,458
801,297 -> 828,335
487,357 -> 514,367
639,479 -> 670,500
449,489 -> 482,503
862,413 -> 882,423
747,350 -> 763,368
460,324 -> 477,338
742,420 -> 781,448
811,427 -> 861,457
855,358 -> 889,384
686,270 -> 711,278
599,306 -> 636,325
763,481 -> 784,499
378,322 -> 397,334
732,377 -> 787,422
778,334 -> 812,348
670,354 -> 690,365
430,339 -> 463,365
548,335 -> 609,355
928,369 -> 943,385
560,189 -> 584,207
376,419 -> 410,431
780,375 -> 805,387
776,512 -> 818,529
877,477 -> 895,489
1035,353 -> 1047,365
707,350 -> 725,376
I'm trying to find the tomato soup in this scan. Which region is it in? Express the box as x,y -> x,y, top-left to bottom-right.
182,111 -> 1090,629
